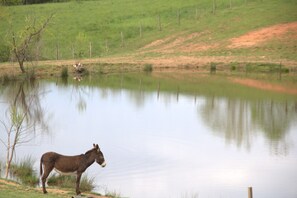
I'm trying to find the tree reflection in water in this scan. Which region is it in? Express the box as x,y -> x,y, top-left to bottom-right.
200,97 -> 297,155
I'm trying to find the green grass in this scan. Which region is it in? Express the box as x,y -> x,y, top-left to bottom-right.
0,179 -> 68,198
0,0 -> 297,61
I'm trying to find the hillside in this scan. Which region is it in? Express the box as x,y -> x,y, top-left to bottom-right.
0,0 -> 297,68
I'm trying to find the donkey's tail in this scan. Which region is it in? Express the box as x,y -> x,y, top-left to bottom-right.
40,156 -> 43,177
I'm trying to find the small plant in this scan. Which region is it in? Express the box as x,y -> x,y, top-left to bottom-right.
10,156 -> 38,186
143,64 -> 153,72
1,74 -> 11,84
61,67 -> 69,78
210,62 -> 216,74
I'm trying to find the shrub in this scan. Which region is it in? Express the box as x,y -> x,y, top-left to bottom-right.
10,156 -> 39,186
143,64 -> 153,72
0,43 -> 10,62
210,62 -> 216,73
61,67 -> 69,78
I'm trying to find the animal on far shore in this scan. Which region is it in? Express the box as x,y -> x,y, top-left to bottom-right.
40,144 -> 106,195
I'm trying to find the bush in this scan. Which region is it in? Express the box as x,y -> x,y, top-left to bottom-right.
10,156 -> 39,186
0,43 -> 10,62
210,62 -> 216,73
143,64 -> 153,72
61,67 -> 69,78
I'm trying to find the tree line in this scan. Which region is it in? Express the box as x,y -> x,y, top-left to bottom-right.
1,0 -> 66,6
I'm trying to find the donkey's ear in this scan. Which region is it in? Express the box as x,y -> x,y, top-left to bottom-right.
93,143 -> 96,148
95,144 -> 99,150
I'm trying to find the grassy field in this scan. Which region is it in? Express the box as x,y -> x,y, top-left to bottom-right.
1,0 -> 297,62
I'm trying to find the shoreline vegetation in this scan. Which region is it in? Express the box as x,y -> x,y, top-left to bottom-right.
0,178 -> 109,198
0,57 -> 296,79
0,157 -> 112,198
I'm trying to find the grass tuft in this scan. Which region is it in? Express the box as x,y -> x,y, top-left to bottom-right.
10,156 -> 39,186
47,174 -> 95,192
61,67 -> 69,79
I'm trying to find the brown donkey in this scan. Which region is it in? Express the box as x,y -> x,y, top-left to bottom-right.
40,144 -> 106,195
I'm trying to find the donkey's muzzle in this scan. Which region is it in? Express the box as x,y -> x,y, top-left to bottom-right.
101,161 -> 106,168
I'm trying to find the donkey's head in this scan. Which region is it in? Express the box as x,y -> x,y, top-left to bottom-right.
92,144 -> 106,167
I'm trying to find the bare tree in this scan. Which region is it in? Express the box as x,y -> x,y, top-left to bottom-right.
0,81 -> 49,178
9,14 -> 53,73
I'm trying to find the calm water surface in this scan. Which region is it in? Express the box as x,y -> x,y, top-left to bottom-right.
0,74 -> 297,198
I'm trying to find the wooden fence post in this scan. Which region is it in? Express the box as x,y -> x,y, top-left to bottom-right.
56,43 -> 59,60
212,0 -> 216,14
158,14 -> 162,31
89,42 -> 92,58
121,32 -> 124,47
177,9 -> 181,26
140,22 -> 143,38
105,39 -> 109,53
248,187 -> 253,198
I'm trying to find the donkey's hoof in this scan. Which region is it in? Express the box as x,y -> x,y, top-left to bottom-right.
43,190 -> 48,194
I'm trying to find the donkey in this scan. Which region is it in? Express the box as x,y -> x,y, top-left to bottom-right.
40,144 -> 106,195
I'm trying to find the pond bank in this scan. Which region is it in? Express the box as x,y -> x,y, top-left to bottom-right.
0,178 -> 109,198
1,55 -> 297,79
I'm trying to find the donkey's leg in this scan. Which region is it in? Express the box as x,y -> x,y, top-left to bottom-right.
41,164 -> 54,194
76,172 -> 82,195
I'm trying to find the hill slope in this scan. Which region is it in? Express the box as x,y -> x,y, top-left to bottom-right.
0,0 -> 297,66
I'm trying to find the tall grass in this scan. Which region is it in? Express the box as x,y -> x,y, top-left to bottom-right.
10,156 -> 39,186
47,174 -> 95,192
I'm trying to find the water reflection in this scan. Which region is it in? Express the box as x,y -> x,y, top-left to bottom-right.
0,80 -> 49,133
200,97 -> 297,154
1,74 -> 296,198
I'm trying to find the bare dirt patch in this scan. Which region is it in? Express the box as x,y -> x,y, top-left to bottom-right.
229,21 -> 297,48
230,78 -> 297,95
140,31 -> 217,53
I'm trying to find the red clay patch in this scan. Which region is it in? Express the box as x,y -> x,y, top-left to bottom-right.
230,78 -> 297,95
229,22 -> 297,48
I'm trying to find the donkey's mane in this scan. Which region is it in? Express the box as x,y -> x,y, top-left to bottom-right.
85,148 -> 95,155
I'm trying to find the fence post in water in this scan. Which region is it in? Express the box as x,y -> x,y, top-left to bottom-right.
279,62 -> 282,81
176,86 -> 180,102
157,81 -> 160,99
248,187 -> 253,198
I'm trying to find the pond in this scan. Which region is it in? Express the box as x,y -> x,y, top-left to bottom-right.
0,73 -> 297,198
